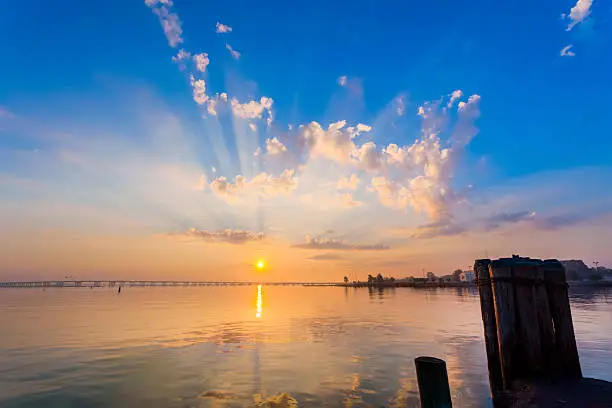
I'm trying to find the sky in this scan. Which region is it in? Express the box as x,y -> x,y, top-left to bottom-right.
1,0 -> 611,282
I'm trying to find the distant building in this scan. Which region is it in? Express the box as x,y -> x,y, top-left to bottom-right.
460,271 -> 475,283
426,272 -> 437,281
439,275 -> 453,284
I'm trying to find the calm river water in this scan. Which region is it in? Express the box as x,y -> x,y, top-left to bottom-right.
1,286 -> 611,407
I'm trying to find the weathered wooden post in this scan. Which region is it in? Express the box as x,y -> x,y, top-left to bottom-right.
512,259 -> 543,377
475,259 -> 503,395
534,264 -> 556,374
415,356 -> 453,408
543,259 -> 582,379
489,259 -> 518,388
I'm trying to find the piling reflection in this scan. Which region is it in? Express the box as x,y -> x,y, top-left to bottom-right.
256,284 -> 263,318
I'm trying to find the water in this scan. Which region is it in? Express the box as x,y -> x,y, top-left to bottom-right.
0,286 -> 611,408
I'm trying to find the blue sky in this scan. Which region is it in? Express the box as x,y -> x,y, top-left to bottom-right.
0,0 -> 611,280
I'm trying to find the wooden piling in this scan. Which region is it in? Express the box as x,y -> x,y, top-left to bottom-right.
512,260 -> 542,376
415,356 -> 453,408
543,259 -> 582,379
534,264 -> 556,375
475,259 -> 502,395
489,259 -> 518,388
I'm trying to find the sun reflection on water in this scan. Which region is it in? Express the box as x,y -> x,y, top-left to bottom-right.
256,284 -> 262,318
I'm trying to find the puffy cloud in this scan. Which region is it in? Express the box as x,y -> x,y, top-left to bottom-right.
447,90 -> 463,108
356,123 -> 372,133
560,45 -> 576,57
266,137 -> 287,155
209,169 -> 298,201
564,0 -> 593,31
338,76 -> 347,86
216,22 -> 233,33
249,123 -> 257,132
145,1 -> 183,47
231,96 -> 273,123
172,49 -> 191,68
337,174 -> 360,191
293,235 -> 389,251
190,75 -> 208,105
370,177 -> 411,210
193,53 -> 210,72
206,93 -> 228,116
225,44 -> 241,60
181,228 -> 264,244
354,141 -> 383,171
453,94 -> 481,146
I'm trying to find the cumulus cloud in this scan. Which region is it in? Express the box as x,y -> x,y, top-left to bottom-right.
338,76 -> 347,86
337,174 -> 360,191
354,141 -> 384,171
193,53 -> 210,72
190,75 -> 208,105
266,137 -> 287,155
180,228 -> 264,244
225,44 -> 241,60
145,0 -> 183,47
447,90 -> 463,108
216,22 -> 233,33
231,97 -> 273,121
560,45 -> 576,57
395,96 -> 406,116
210,169 -> 298,201
293,235 -> 389,251
172,49 -> 191,69
564,0 -> 593,31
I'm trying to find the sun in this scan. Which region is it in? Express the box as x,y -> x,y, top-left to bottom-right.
256,260 -> 265,270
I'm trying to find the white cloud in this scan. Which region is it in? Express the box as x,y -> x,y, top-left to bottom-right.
146,2 -> 183,47
249,123 -> 257,132
193,53 -> 210,72
564,0 -> 593,31
189,75 -> 208,105
209,169 -> 298,201
337,174 -> 360,191
225,44 -> 241,60
356,123 -> 372,133
370,177 -> 411,209
354,141 -> 383,171
172,49 -> 191,67
216,22 -> 233,33
231,97 -> 273,122
338,76 -> 347,86
266,138 -> 287,155
560,45 -> 576,57
447,90 -> 463,108
205,93 -> 228,116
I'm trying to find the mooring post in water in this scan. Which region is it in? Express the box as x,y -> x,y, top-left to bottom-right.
489,259 -> 518,388
415,356 -> 453,408
543,259 -> 582,378
534,265 -> 556,375
512,260 -> 543,377
475,259 -> 502,396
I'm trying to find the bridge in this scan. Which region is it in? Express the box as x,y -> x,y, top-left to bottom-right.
0,280 -> 343,288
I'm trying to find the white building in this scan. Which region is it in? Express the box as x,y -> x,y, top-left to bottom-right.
460,271 -> 475,283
